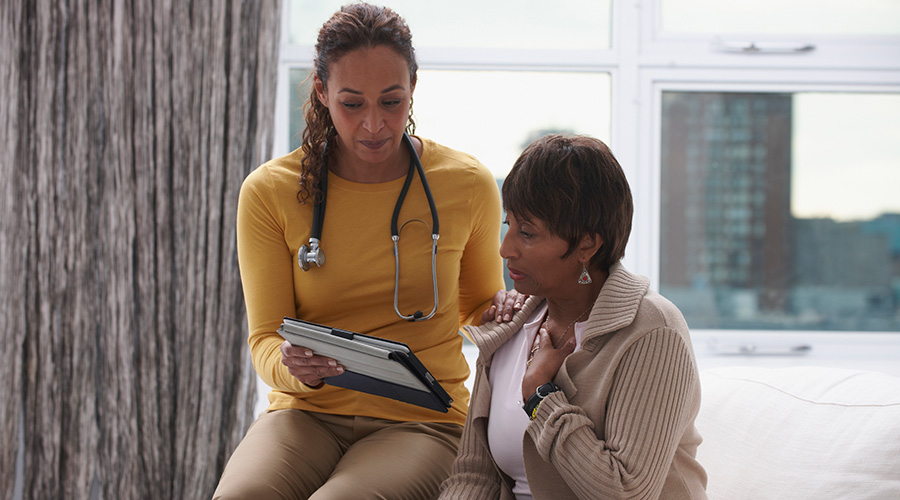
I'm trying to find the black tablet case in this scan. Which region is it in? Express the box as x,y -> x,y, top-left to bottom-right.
278,317 -> 453,413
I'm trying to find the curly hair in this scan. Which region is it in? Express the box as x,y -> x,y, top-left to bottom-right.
502,134 -> 634,272
298,2 -> 418,204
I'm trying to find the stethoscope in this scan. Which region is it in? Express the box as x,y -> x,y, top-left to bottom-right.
298,132 -> 440,322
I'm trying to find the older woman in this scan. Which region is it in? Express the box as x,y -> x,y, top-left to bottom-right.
440,135 -> 708,500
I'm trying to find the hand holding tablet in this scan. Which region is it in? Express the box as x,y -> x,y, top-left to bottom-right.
278,317 -> 453,412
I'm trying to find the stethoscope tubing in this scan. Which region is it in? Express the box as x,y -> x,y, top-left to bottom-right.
299,132 -> 440,322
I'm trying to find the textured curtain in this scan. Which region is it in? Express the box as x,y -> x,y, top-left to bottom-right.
0,1 -> 281,498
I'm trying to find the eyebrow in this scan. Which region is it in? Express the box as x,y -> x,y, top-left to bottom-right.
337,84 -> 405,95
508,212 -> 532,225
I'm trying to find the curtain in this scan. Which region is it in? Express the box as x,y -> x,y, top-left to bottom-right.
0,1 -> 282,498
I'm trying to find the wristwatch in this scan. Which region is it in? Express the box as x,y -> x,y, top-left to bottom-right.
523,382 -> 560,420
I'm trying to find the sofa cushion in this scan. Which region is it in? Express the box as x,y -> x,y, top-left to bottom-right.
695,366 -> 900,500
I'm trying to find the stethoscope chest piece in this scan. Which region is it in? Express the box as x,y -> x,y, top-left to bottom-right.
298,238 -> 324,271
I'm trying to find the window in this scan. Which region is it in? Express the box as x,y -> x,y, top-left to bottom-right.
660,0 -> 900,36
286,0 -> 612,50
285,67 -> 612,180
660,91 -> 900,332
275,0 -> 900,374
279,0 -> 613,179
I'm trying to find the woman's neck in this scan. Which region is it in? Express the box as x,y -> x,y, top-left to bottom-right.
329,135 -> 421,183
330,153 -> 407,183
543,271 -> 608,344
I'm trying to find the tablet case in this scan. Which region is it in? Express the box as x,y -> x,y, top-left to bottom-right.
278,317 -> 453,413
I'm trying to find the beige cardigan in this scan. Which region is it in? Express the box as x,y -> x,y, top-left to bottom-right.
439,263 -> 708,500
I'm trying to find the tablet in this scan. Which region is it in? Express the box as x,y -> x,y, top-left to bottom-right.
278,317 -> 453,413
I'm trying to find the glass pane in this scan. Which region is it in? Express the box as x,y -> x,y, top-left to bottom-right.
286,0 -> 611,50
414,70 -> 610,179
660,91 -> 900,331
287,69 -> 611,179
288,68 -> 314,151
661,0 -> 900,36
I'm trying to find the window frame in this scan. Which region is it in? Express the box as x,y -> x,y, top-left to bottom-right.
640,0 -> 900,70
272,0 -> 900,373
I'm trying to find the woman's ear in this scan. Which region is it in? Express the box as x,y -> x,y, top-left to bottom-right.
314,74 -> 328,106
579,233 -> 603,262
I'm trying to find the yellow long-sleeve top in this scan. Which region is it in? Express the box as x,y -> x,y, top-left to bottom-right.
236,136 -> 504,425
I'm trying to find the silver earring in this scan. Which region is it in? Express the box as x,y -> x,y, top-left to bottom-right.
578,262 -> 592,285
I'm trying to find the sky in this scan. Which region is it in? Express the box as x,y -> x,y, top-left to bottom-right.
792,94 -> 900,221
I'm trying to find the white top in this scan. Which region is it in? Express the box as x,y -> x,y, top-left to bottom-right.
486,302 -> 586,500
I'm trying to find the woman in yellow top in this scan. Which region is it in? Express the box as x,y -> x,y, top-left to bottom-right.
214,3 -> 521,499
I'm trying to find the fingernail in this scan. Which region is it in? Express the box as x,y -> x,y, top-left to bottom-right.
328,360 -> 336,366
335,366 -> 344,373
504,314 -> 511,321
304,350 -> 313,357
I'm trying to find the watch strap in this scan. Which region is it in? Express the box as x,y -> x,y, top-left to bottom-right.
523,382 -> 560,420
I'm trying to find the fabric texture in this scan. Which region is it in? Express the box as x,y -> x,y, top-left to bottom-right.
696,366 -> 900,500
212,409 -> 462,499
235,135 -> 504,425
439,263 -> 708,500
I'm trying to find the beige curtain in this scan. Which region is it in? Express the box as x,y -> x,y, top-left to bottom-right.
0,1 -> 282,498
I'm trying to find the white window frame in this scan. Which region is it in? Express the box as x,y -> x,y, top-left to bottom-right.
271,0 -> 900,375
628,0 -> 900,373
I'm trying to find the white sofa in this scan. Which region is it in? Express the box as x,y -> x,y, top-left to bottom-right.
695,366 -> 900,500
258,352 -> 900,499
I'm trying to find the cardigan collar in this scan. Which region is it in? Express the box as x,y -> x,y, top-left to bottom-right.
464,262 -> 650,359
463,297 -> 539,361
581,261 -> 650,342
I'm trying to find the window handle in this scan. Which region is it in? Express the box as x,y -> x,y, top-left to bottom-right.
714,40 -> 816,54
707,341 -> 813,356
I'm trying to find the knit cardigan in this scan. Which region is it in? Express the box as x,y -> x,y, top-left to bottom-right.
439,263 -> 708,500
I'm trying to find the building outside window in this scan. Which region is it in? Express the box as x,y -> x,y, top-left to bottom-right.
660,91 -> 900,332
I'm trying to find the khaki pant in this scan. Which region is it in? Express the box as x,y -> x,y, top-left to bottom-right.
213,409 -> 463,500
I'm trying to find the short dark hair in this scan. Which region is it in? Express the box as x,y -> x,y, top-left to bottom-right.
502,134 -> 633,271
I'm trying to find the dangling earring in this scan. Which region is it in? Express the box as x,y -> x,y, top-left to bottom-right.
578,262 -> 592,285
